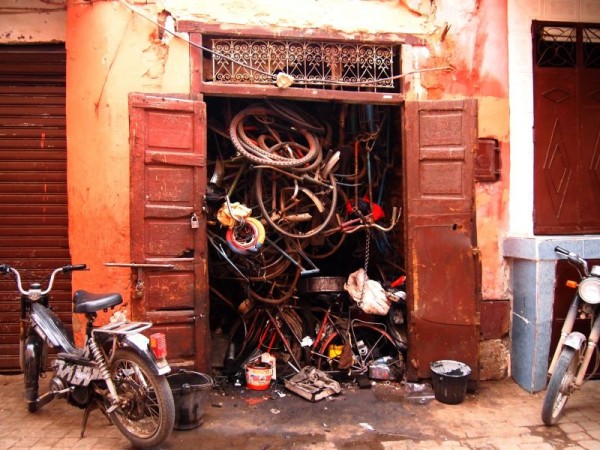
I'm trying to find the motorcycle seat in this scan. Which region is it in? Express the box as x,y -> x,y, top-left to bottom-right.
73,290 -> 123,314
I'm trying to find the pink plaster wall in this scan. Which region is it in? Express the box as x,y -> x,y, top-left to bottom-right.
418,0 -> 511,301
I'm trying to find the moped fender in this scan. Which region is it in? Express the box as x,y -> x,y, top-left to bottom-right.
23,334 -> 42,403
122,333 -> 171,376
563,331 -> 587,351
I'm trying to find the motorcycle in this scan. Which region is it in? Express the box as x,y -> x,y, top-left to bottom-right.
542,246 -> 600,425
0,263 -> 175,448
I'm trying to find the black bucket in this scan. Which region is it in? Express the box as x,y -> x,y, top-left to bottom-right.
167,370 -> 213,430
430,360 -> 471,405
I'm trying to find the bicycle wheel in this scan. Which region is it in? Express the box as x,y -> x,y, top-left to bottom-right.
255,167 -> 338,239
542,347 -> 579,425
304,187 -> 348,259
248,256 -> 301,305
314,322 -> 404,379
208,229 -> 292,282
258,306 -> 304,364
229,106 -> 321,168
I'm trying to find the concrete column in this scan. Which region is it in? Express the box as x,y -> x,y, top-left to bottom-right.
503,236 -> 600,392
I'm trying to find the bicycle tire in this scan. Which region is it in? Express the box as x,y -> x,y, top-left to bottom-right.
265,99 -> 326,134
314,322 -> 403,379
255,167 -> 338,239
248,259 -> 301,304
229,106 -> 321,168
304,187 -> 348,259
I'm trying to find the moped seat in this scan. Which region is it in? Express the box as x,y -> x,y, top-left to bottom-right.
73,290 -> 123,314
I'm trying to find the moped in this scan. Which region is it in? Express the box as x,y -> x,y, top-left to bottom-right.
542,246 -> 600,425
0,263 -> 175,448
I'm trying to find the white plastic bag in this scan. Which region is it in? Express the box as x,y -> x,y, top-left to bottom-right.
344,268 -> 391,315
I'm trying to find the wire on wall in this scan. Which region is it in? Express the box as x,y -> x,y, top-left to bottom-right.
117,0 -> 452,88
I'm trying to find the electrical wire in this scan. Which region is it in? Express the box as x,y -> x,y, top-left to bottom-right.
117,0 -> 452,88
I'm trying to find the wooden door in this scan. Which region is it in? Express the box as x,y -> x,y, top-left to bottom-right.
403,99 -> 481,381
532,22 -> 600,234
129,93 -> 209,371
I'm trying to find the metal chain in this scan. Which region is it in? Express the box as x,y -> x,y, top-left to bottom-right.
359,231 -> 371,304
364,231 -> 370,274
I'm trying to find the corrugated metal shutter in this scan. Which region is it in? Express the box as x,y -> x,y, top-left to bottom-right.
0,44 -> 70,371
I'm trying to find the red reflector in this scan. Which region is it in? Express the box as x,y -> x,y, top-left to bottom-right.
150,333 -> 167,359
566,280 -> 579,289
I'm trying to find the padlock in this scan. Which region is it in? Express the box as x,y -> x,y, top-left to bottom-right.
190,213 -> 199,229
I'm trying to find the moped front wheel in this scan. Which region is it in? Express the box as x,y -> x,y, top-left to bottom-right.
542,347 -> 579,426
108,349 -> 175,448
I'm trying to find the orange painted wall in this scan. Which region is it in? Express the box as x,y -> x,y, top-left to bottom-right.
66,2 -> 189,343
65,0 -> 510,345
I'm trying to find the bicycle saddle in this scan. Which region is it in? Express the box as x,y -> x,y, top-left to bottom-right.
73,290 -> 123,314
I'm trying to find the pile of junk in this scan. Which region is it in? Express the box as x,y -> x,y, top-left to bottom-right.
206,99 -> 408,401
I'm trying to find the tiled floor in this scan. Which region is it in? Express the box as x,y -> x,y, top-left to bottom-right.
1,373 -> 600,449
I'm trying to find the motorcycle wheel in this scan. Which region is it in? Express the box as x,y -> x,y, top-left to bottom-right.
541,347 -> 579,426
108,349 -> 175,448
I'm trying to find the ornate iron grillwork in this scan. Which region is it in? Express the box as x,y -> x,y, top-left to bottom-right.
584,27 -> 600,68
207,37 -> 398,91
535,26 -> 576,68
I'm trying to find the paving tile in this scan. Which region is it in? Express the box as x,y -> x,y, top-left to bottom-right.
0,375 -> 599,449
560,422 -> 586,434
579,441 -> 600,450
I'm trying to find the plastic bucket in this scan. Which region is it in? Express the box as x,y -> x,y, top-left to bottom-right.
245,362 -> 272,390
430,360 -> 471,405
167,370 -> 213,430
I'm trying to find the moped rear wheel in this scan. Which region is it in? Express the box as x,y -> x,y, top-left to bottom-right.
542,347 -> 578,426
108,349 -> 175,448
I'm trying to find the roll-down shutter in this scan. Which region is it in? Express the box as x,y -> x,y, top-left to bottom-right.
0,44 -> 70,371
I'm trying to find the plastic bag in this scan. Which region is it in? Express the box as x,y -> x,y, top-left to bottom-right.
344,268 -> 391,315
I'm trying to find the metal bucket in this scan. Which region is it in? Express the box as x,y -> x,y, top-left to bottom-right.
430,360 -> 471,405
167,370 -> 213,430
245,361 -> 272,390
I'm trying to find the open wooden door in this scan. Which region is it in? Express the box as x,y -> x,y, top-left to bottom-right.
129,93 -> 209,371
403,99 -> 481,381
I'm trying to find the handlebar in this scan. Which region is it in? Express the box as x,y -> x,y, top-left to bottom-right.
0,263 -> 87,297
555,246 -> 589,277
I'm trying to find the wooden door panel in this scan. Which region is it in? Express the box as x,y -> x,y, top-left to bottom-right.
145,221 -> 194,256
580,68 -> 600,225
404,99 -> 480,381
533,70 -> 578,231
412,222 -> 477,324
146,166 -> 195,202
145,270 -> 195,309
129,93 -> 209,370
532,22 -> 600,234
407,105 -> 474,216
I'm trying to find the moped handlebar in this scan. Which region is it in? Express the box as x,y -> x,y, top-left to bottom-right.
0,263 -> 87,297
554,246 -> 589,277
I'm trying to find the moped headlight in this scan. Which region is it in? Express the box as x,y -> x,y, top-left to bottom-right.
578,277 -> 600,305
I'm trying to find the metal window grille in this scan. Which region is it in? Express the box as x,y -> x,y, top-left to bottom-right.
583,27 -> 600,68
535,26 -> 576,68
207,37 -> 399,91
